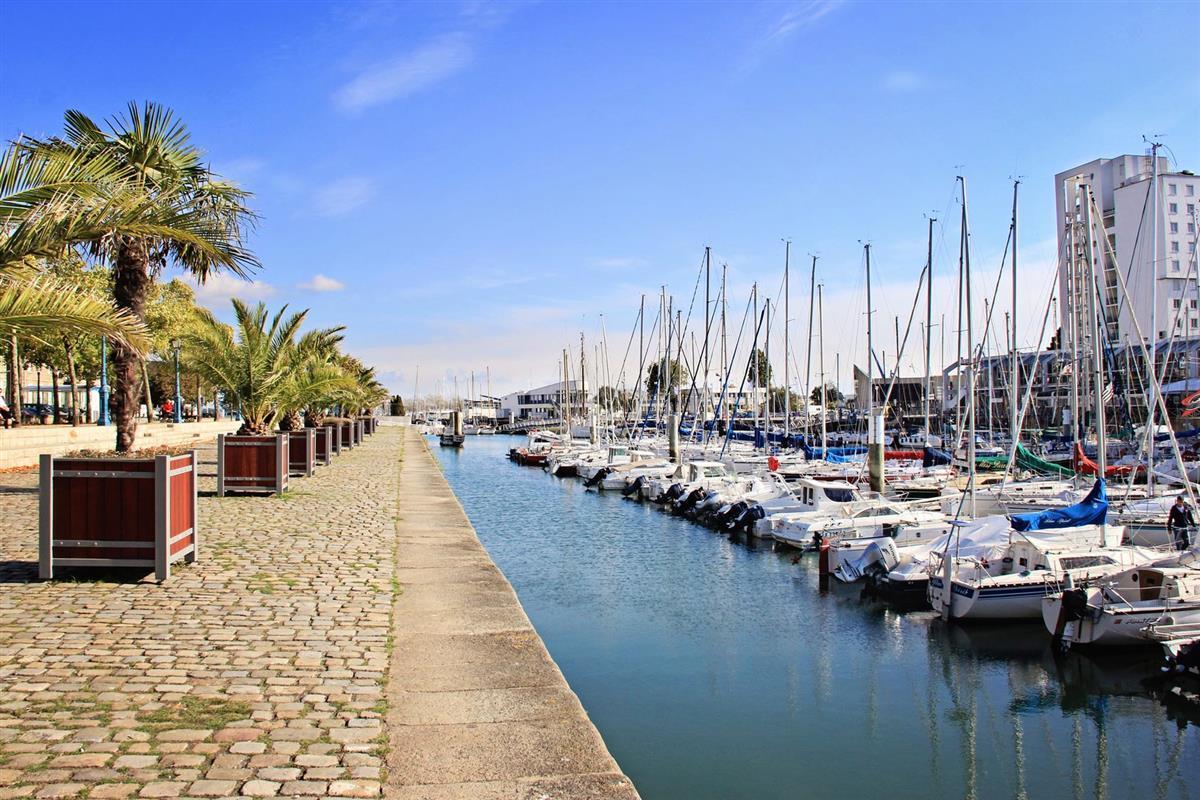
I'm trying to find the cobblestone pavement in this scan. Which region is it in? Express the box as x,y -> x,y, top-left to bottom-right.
0,428 -> 402,799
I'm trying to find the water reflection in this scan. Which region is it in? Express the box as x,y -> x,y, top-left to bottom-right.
433,437 -> 1198,800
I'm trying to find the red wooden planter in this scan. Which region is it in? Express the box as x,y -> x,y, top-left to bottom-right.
217,434 -> 289,496
312,425 -> 334,465
359,416 -> 377,435
339,421 -> 355,450
321,422 -> 342,457
39,452 -> 198,582
286,429 -> 316,477
354,419 -> 365,444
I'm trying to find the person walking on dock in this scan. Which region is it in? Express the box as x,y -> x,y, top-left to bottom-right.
1168,495 -> 1195,550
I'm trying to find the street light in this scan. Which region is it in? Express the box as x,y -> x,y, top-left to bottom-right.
171,338 -> 183,424
98,336 -> 110,426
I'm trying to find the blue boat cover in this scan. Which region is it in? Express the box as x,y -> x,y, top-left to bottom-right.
923,447 -> 953,467
1010,479 -> 1107,532
801,444 -> 867,460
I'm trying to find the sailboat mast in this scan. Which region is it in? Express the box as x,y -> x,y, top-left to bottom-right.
1147,140 -> 1161,495
562,348 -> 570,435
783,239 -> 791,443
961,175 -> 976,516
1082,183 -> 1107,480
1010,180 -> 1020,447
752,282 -> 759,442
638,294 -> 645,426
805,255 -> 817,446
765,298 -> 772,433
924,217 -> 935,446
721,264 -> 728,429
819,283 -> 827,451
866,244 -> 874,422
1067,190 -> 1081,448
704,246 -> 711,426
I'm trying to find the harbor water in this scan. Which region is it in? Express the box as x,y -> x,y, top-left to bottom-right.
432,436 -> 1198,800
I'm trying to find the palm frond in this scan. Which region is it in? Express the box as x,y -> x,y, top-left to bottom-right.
0,273 -> 148,350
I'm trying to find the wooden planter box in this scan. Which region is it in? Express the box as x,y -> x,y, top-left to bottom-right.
312,425 -> 334,465
217,433 -> 288,496
359,416 -> 376,435
286,429 -> 316,477
338,421 -> 355,450
39,452 -> 198,582
355,419 -> 365,444
322,422 -> 343,456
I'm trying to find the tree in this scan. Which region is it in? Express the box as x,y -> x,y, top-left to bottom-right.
22,103 -> 258,450
595,385 -> 631,412
769,387 -> 804,411
184,300 -> 305,435
390,395 -> 406,416
748,347 -> 771,386
645,360 -> 683,398
811,383 -> 843,407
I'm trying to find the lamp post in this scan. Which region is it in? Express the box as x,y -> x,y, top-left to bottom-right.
98,337 -> 110,426
172,338 -> 183,424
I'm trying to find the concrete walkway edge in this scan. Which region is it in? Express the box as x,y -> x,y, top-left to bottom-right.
387,427 -> 639,799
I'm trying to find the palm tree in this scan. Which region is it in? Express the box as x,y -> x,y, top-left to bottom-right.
19,103 -> 259,450
275,327 -> 352,431
184,300 -> 304,435
337,358 -> 388,417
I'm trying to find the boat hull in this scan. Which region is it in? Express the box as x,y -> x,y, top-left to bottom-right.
1042,596 -> 1200,646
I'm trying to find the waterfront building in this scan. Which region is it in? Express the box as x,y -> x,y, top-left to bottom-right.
1056,154 -> 1199,353
497,380 -> 588,424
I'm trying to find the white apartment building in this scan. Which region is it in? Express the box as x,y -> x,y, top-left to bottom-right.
1056,154 -> 1200,354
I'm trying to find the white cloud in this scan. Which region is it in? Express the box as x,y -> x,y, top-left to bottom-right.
333,33 -> 473,113
741,1 -> 844,74
312,176 -> 375,217
764,0 -> 844,46
191,272 -> 276,305
298,274 -> 346,292
882,70 -> 928,93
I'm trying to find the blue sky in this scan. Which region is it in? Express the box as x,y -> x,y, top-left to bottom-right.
4,0 -> 1198,397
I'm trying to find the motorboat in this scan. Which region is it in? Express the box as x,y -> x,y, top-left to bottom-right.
1042,553 -> 1200,647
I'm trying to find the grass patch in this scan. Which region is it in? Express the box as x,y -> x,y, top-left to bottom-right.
136,696 -> 252,730
28,696 -> 113,726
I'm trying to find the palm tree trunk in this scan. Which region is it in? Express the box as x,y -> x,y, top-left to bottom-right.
111,239 -> 152,451
142,362 -> 154,422
9,335 -> 22,427
50,365 -> 60,424
63,337 -> 81,425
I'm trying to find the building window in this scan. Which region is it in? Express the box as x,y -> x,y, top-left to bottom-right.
1169,183 -> 1178,195
1190,223 -> 1196,234
1189,185 -> 1197,196
1191,299 -> 1197,308
1173,298 -> 1182,308
1169,202 -> 1178,213
1171,222 -> 1180,233
1172,241 -> 1180,253
1173,259 -> 1182,272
